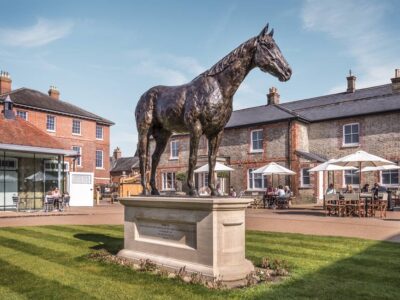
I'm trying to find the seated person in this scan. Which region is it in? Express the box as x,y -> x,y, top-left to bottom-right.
229,186 -> 237,197
199,186 -> 210,196
344,184 -> 354,194
326,183 -> 336,195
265,185 -> 275,195
276,185 -> 286,199
284,185 -> 292,197
361,184 -> 370,193
372,183 -> 387,199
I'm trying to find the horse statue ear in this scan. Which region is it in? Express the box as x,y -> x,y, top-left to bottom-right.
269,28 -> 274,37
259,23 -> 269,37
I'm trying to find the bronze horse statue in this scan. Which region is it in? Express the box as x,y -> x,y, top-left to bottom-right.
135,24 -> 292,196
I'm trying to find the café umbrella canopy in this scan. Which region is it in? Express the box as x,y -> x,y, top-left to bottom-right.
194,162 -> 234,173
357,165 -> 400,173
334,150 -> 395,186
252,162 -> 295,187
309,159 -> 357,186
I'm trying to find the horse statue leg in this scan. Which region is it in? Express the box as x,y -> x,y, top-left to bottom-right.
208,131 -> 223,196
187,123 -> 202,196
150,128 -> 172,195
138,129 -> 150,195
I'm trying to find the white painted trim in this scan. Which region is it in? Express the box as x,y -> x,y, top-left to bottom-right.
170,140 -> 179,160
300,167 -> 311,188
250,129 -> 264,152
342,123 -> 360,147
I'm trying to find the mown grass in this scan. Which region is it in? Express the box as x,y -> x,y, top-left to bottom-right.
0,225 -> 399,299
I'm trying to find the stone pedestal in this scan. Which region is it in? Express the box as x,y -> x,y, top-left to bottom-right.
117,197 -> 254,282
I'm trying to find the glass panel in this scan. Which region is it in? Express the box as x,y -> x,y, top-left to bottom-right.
344,134 -> 352,144
352,124 -> 359,133
248,169 -> 253,189
344,125 -> 351,134
352,134 -> 359,144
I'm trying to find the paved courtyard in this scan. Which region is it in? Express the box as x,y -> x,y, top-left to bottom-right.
1,202 -> 400,242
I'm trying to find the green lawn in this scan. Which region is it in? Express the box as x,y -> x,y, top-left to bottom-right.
0,225 -> 399,299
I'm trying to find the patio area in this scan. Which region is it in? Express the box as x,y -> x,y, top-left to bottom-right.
1,202 -> 400,242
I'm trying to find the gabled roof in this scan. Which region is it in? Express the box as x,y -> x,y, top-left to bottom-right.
0,115 -> 74,154
110,156 -> 139,173
226,103 -> 299,128
0,88 -> 114,125
226,83 -> 400,128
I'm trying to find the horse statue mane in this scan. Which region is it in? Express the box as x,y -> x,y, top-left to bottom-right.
203,37 -> 257,76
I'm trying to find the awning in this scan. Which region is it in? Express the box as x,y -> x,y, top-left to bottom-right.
194,162 -> 234,173
0,143 -> 78,156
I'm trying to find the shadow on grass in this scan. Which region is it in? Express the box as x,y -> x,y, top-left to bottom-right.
0,258 -> 94,299
74,233 -> 123,254
247,234 -> 400,299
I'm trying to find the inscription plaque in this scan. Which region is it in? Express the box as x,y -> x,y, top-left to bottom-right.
136,219 -> 196,248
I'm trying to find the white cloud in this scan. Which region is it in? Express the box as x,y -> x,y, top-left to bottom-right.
129,50 -> 205,85
302,0 -> 400,90
0,18 -> 74,47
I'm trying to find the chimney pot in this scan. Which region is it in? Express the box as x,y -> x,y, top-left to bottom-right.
391,68 -> 400,93
0,70 -> 12,94
267,87 -> 280,105
48,85 -> 60,100
346,70 -> 356,93
113,147 -> 122,160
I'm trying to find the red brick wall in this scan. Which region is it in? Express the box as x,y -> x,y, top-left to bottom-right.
13,107 -> 111,185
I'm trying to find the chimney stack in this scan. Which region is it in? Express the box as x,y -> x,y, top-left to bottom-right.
391,69 -> 400,93
48,85 -> 60,100
2,95 -> 15,119
267,87 -> 280,105
0,71 -> 12,95
346,70 -> 356,93
113,147 -> 122,160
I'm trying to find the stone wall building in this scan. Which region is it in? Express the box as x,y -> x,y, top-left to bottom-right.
153,71 -> 400,203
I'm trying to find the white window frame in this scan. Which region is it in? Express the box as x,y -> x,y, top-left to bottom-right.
72,146 -> 82,167
162,172 -> 176,191
16,110 -> 28,120
343,169 -> 360,187
342,123 -> 359,147
380,170 -> 399,187
46,115 -> 56,132
247,168 -> 267,191
170,140 -> 179,159
72,119 -> 81,135
95,150 -> 104,169
250,129 -> 264,153
96,125 -> 103,140
300,168 -> 311,188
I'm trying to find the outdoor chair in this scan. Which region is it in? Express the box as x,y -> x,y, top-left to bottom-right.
250,197 -> 263,209
45,197 -> 55,212
12,196 -> 19,212
63,195 -> 70,209
325,194 -> 339,216
343,193 -> 360,217
377,193 -> 388,219
276,196 -> 289,209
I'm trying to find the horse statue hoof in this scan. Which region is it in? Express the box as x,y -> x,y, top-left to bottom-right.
151,189 -> 160,196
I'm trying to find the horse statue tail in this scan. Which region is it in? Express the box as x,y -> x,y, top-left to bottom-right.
135,88 -> 158,195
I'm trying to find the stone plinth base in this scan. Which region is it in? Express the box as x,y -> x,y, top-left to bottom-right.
117,197 -> 254,282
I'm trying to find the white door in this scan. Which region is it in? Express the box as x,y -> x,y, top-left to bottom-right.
318,171 -> 324,203
0,171 -> 18,208
68,172 -> 94,206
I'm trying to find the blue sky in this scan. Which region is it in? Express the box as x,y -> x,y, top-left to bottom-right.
0,0 -> 399,156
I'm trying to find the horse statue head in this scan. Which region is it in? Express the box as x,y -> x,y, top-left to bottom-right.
253,23 -> 292,82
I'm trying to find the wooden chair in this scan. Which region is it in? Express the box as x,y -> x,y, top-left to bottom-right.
377,193 -> 388,219
343,194 -> 360,217
325,194 -> 339,216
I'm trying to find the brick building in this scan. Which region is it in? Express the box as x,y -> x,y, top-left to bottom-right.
0,71 -> 114,187
152,71 -> 400,202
